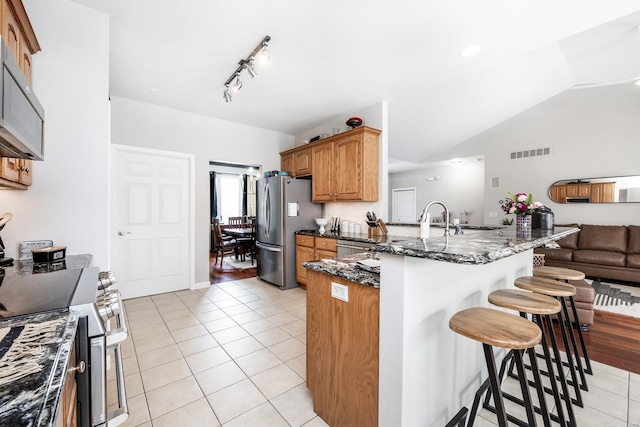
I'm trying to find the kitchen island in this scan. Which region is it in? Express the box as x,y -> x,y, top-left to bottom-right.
303,226 -> 579,427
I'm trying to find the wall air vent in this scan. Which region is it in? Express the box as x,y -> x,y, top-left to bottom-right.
510,147 -> 551,160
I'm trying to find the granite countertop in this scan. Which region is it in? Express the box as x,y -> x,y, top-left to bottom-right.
0,309 -> 79,427
386,222 -> 506,230
373,226 -> 579,264
302,252 -> 381,288
301,227 -> 578,286
296,229 -> 407,244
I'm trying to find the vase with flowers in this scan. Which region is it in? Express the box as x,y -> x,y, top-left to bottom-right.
499,192 -> 544,235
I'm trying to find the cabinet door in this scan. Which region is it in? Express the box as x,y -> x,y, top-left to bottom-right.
19,159 -> 32,185
281,152 -> 293,175
578,184 -> 590,197
565,184 -> 578,197
311,141 -> 335,202
334,135 -> 363,200
601,182 -> 615,202
315,248 -> 336,260
3,4 -> 21,63
315,237 -> 337,253
293,147 -> 311,176
0,158 -> 20,181
296,245 -> 315,285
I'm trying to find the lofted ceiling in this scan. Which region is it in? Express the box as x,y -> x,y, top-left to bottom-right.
71,0 -> 640,171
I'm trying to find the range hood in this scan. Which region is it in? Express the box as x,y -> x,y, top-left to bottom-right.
0,37 -> 44,160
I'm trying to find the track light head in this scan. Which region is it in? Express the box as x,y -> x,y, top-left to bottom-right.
258,48 -> 270,65
245,58 -> 258,78
232,74 -> 243,92
223,85 -> 232,102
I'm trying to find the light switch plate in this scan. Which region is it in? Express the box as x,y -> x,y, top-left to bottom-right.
331,282 -> 348,302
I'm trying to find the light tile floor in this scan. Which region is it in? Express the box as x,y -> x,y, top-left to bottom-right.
108,277 -> 640,426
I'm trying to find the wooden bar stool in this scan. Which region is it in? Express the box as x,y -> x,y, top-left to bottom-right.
487,289 -> 576,427
533,266 -> 592,375
515,276 -> 586,408
450,307 -> 541,427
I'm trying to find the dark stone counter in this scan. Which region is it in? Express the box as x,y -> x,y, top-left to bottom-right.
296,229 -> 407,244
301,227 -> 579,287
0,309 -> 78,426
372,227 -> 579,264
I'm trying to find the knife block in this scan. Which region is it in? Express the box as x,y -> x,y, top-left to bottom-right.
368,226 -> 382,237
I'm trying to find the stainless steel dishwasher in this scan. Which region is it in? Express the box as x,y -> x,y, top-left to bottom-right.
336,239 -> 375,257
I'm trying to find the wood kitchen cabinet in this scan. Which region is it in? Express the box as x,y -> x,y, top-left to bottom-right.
280,146 -> 312,177
2,0 -> 40,84
295,235 -> 337,288
311,126 -> 380,202
0,157 -> 31,188
0,0 -> 40,190
565,183 -> 590,198
306,270 -> 379,427
550,182 -> 615,203
55,338 -> 79,427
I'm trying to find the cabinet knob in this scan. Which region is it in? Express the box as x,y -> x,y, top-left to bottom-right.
69,360 -> 86,374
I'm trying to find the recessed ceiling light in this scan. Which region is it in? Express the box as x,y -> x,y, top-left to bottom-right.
459,45 -> 481,57
634,79 -> 640,87
149,87 -> 159,93
450,159 -> 462,165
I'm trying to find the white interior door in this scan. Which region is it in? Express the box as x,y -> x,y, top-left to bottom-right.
112,146 -> 192,299
392,188 -> 417,223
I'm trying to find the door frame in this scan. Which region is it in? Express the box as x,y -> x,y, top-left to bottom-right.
110,144 -> 196,290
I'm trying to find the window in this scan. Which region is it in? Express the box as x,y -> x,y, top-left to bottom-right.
219,174 -> 242,223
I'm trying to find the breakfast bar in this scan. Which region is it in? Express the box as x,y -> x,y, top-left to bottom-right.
303,226 -> 579,427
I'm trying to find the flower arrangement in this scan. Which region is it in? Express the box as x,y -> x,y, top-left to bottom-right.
499,192 -> 544,216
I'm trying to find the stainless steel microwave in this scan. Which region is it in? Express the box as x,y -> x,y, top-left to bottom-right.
0,37 -> 44,160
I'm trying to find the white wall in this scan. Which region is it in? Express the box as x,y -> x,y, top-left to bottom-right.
292,101 -> 389,230
434,84 -> 640,226
0,0 -> 110,266
110,96 -> 294,285
389,159 -> 485,224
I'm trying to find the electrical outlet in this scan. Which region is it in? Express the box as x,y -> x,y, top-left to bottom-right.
331,282 -> 348,302
489,212 -> 498,217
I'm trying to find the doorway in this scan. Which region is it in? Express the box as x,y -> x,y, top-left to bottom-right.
111,145 -> 194,299
209,162 -> 260,282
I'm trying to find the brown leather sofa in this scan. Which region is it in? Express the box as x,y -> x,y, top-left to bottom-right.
534,224 -> 640,328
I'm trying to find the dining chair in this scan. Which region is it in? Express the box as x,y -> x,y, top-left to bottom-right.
212,219 -> 239,267
228,216 -> 244,227
238,221 -> 256,265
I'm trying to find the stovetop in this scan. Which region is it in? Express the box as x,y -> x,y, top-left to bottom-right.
0,254 -> 94,319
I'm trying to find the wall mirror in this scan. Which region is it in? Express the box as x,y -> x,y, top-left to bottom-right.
548,175 -> 640,203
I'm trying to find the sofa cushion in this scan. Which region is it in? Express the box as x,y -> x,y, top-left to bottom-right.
628,225 -> 640,255
573,249 -> 626,267
569,279 -> 596,303
534,247 -> 573,262
627,254 -> 640,269
577,224 -> 628,252
555,224 -> 580,249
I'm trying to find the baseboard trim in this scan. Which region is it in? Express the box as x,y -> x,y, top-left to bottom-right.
191,281 -> 210,290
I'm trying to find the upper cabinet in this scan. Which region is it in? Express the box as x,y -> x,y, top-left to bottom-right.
280,126 -> 380,203
0,0 -> 40,189
2,0 -> 40,84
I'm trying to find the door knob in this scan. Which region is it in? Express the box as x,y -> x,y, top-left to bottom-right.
117,231 -> 131,236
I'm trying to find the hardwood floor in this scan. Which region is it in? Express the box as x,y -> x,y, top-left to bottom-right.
209,252 -> 257,284
207,254 -> 640,375
553,309 -> 640,374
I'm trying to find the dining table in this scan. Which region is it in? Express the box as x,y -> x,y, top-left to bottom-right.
223,227 -> 255,239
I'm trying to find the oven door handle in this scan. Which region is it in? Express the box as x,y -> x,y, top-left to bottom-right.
106,343 -> 129,427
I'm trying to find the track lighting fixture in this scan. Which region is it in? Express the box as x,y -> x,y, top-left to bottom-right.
223,35 -> 270,102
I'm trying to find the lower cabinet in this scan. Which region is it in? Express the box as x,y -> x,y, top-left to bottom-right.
306,270 -> 379,427
295,235 -> 337,289
0,157 -> 32,189
55,338 -> 79,427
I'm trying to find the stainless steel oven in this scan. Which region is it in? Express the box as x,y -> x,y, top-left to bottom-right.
72,269 -> 129,427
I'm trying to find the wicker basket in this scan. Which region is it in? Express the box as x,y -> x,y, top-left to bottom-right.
533,254 -> 545,267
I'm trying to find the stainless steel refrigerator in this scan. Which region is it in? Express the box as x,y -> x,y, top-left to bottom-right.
256,175 -> 321,289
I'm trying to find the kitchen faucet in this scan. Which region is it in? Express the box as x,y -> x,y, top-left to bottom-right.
418,200 -> 451,236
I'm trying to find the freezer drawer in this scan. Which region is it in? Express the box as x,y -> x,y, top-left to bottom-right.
256,242 -> 284,288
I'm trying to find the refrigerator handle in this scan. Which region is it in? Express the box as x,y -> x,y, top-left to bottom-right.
264,182 -> 271,239
256,242 -> 282,252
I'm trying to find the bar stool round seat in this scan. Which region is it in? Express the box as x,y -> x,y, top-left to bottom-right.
534,266 -> 585,281
450,307 -> 541,349
488,289 -> 561,315
514,276 -> 576,298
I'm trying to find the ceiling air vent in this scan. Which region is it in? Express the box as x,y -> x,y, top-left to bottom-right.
510,147 -> 551,160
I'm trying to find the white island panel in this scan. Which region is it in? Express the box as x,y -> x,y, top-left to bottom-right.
379,250 -> 533,427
